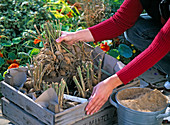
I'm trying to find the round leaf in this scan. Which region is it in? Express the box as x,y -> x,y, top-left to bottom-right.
8,52 -> 17,60
108,49 -> 120,58
1,42 -> 13,47
30,48 -> 40,56
0,57 -> 5,67
12,37 -> 22,44
118,44 -> 133,58
0,74 -> 3,81
39,42 -> 44,48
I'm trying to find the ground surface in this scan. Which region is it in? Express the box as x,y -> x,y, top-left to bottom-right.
0,67 -> 170,125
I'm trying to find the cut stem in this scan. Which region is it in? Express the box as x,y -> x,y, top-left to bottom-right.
77,66 -> 85,92
73,76 -> 85,98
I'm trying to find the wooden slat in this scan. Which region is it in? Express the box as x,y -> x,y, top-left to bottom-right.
55,102 -> 88,124
1,81 -> 54,125
54,100 -> 113,125
73,106 -> 117,125
1,97 -> 45,125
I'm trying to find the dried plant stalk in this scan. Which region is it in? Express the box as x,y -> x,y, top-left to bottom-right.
25,20 -> 107,109
98,59 -> 102,83
86,63 -> 93,91
59,78 -> 66,107
73,76 -> 85,98
77,66 -> 85,92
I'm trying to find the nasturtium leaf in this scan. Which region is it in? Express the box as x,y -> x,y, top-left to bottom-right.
17,52 -> 30,58
1,42 -> 13,47
118,44 -> 133,58
108,49 -> 120,58
12,37 -> 21,44
0,74 -> 3,81
0,57 -> 5,67
39,42 -> 44,48
30,48 -> 40,56
62,25 -> 69,31
8,52 -> 17,60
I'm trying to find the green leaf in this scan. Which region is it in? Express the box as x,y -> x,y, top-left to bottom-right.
30,48 -> 40,57
0,74 -> 3,81
118,44 -> 133,58
39,42 -> 44,48
1,42 -> 13,47
108,49 -> 120,58
18,52 -> 30,58
0,57 -> 5,67
12,37 -> 22,44
8,52 -> 17,60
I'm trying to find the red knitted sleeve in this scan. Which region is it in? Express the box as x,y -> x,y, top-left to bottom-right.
88,0 -> 170,84
116,18 -> 170,84
88,0 -> 143,42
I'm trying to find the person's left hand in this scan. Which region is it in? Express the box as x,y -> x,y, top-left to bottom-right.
85,74 -> 123,115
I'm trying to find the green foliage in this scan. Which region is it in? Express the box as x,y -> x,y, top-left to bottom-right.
0,0 -> 51,42
118,44 -> 133,58
0,0 -> 135,81
108,49 -> 119,58
0,57 -> 5,67
0,0 -> 52,77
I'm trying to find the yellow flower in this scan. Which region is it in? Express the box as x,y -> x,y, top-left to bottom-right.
133,49 -> 136,53
116,56 -> 120,60
131,44 -> 134,46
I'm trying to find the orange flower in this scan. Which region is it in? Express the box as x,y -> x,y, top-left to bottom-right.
100,42 -> 110,52
0,51 -> 3,57
0,36 -> 1,38
34,37 -> 41,44
8,63 -> 19,69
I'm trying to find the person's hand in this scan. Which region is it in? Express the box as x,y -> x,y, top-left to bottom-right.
85,74 -> 123,115
56,29 -> 94,45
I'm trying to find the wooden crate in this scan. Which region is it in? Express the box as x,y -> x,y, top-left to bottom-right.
1,81 -> 118,125
1,44 -> 140,125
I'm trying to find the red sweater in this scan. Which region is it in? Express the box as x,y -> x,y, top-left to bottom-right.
88,0 -> 170,84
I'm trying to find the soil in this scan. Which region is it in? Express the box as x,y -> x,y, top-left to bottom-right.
117,88 -> 168,112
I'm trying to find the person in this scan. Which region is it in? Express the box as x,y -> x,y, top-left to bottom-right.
56,0 -> 170,115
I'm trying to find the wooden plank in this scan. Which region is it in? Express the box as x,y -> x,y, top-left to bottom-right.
55,102 -> 88,124
1,97 -> 45,125
54,79 -> 139,124
73,106 -> 117,125
1,81 -> 54,125
54,100 -> 113,125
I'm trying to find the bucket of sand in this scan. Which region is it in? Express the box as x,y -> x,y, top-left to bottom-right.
109,87 -> 170,125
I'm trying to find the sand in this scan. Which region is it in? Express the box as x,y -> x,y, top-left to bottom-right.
117,88 -> 168,112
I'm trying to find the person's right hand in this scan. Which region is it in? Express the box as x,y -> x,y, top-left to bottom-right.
56,29 -> 95,45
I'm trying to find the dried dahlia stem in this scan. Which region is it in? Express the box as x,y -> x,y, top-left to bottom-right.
98,59 -> 102,83
77,66 -> 85,92
86,63 -> 93,91
60,78 -> 66,107
73,76 -> 85,98
55,82 -> 59,95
